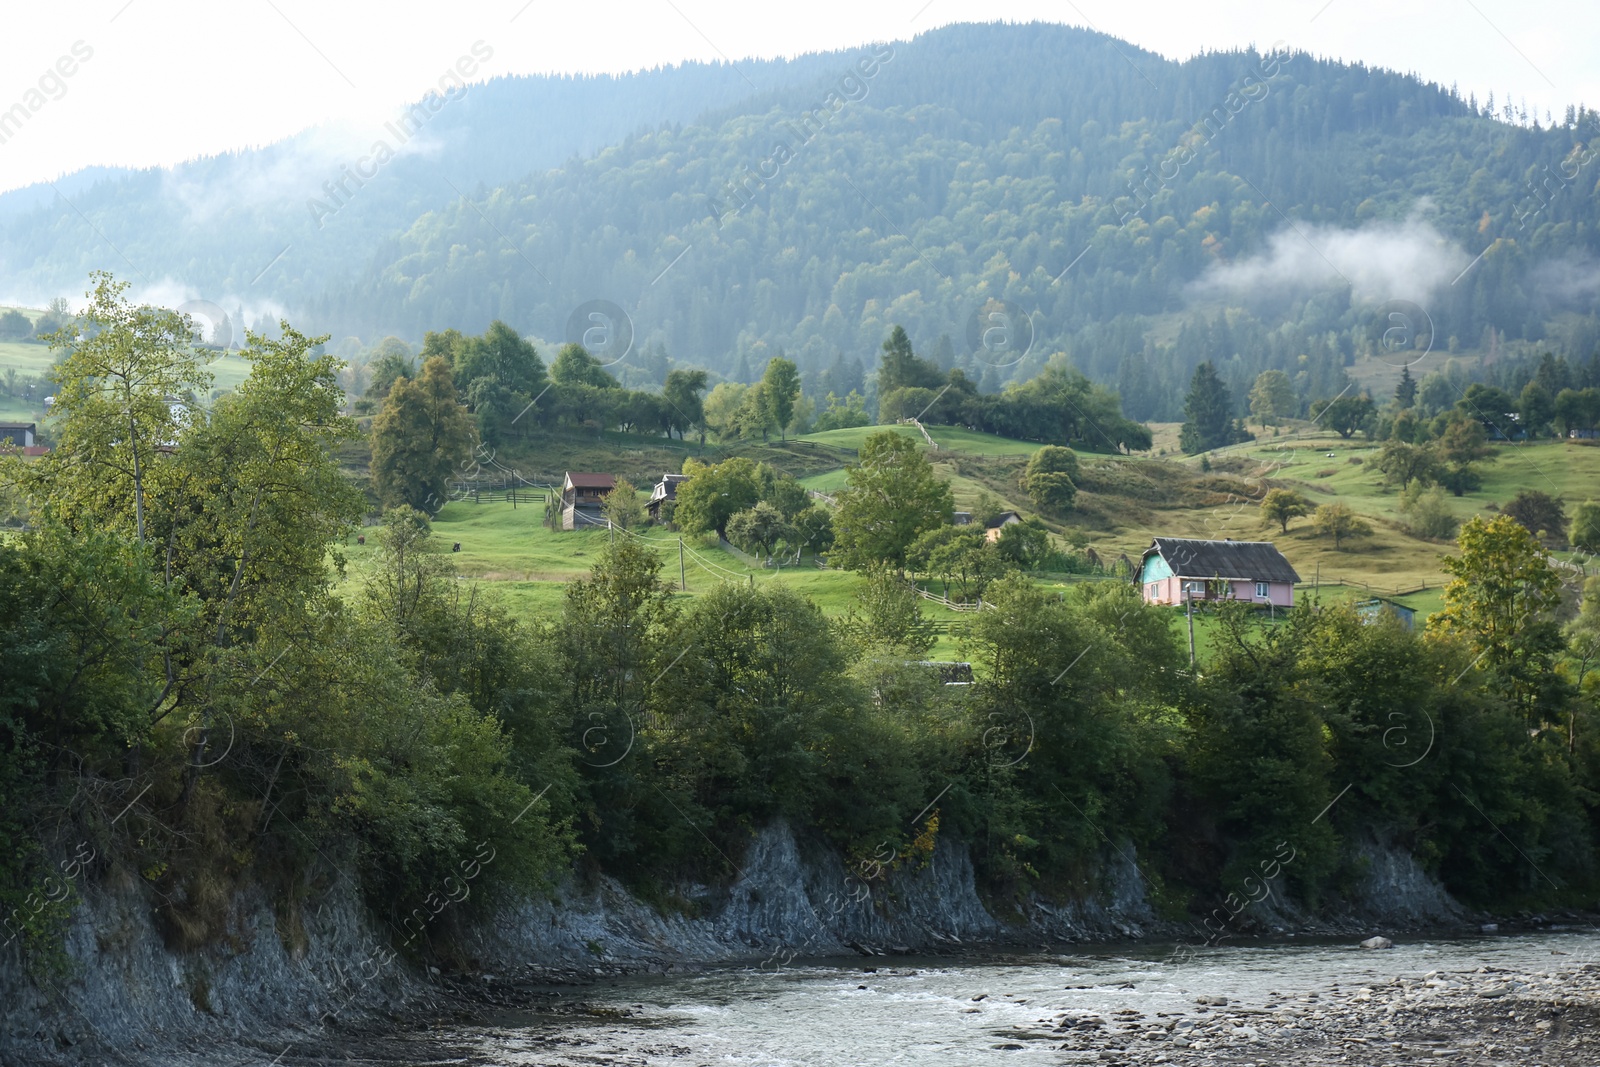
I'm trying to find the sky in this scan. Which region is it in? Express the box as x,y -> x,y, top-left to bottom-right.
0,0 -> 1597,196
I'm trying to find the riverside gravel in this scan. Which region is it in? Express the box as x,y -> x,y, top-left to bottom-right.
1028,958 -> 1600,1065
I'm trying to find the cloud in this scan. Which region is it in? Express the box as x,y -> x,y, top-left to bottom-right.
1188,218 -> 1469,306
1530,254 -> 1600,307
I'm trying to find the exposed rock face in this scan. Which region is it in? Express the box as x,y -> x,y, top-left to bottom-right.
0,824 -> 1466,1065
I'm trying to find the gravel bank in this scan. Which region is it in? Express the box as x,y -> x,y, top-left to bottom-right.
1029,957 -> 1600,1065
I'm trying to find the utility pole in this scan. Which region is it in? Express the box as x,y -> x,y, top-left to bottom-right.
679,538 -> 686,591
1186,586 -> 1197,666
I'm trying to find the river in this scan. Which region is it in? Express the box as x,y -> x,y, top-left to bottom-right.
436,929 -> 1600,1065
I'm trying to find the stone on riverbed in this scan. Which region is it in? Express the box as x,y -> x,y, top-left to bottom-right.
1359,936 -> 1394,950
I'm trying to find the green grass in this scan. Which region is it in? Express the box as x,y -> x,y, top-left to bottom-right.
337,497 -> 979,659
796,423 -> 1041,456
0,341 -> 255,425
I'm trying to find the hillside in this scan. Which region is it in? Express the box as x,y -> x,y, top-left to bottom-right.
2,22 -> 1595,431
0,51 -> 851,309
303,22 -> 1598,418
342,424 -> 1597,664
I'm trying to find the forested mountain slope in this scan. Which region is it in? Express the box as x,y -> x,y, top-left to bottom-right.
309,23 -> 1600,417
0,50 -> 848,310
4,22 -> 1598,420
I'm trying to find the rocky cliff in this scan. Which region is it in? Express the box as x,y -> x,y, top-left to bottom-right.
0,824 -> 1464,1066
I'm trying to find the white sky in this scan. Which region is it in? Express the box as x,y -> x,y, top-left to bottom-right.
0,0 -> 1596,195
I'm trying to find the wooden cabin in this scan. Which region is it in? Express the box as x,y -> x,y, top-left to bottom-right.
558,472 -> 615,530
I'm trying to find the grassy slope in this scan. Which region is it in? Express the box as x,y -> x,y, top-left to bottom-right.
0,340 -> 255,423
338,499 -> 974,658
353,423 -> 1515,669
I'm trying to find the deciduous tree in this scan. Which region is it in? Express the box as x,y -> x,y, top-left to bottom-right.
370,356 -> 475,512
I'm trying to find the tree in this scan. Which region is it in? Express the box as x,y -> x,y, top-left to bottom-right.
602,476 -> 646,530
0,310 -> 31,341
38,272 -> 209,544
1179,361 -> 1236,453
994,518 -> 1052,568
725,501 -> 791,560
1456,383 -> 1518,437
672,456 -> 761,536
813,391 -> 871,432
1570,501 -> 1600,554
1517,381 -> 1555,439
370,356 -> 475,512
1502,490 -> 1566,544
549,343 -> 620,389
1433,416 -> 1494,496
453,320 -> 546,399
1553,387 -> 1600,437
791,505 -> 835,557
735,381 -> 776,440
1023,445 -> 1080,513
1376,439 -> 1439,491
831,431 -> 954,572
907,525 -> 1005,601
365,348 -> 415,401
1259,488 -> 1309,534
662,368 -> 708,440
1311,502 -> 1372,549
1248,369 -> 1295,425
760,357 -> 801,441
1429,515 -> 1565,721
1395,365 -> 1417,409
1397,485 -> 1458,540
834,566 -> 936,657
701,382 -> 748,441
1313,395 -> 1376,439
877,325 -> 943,397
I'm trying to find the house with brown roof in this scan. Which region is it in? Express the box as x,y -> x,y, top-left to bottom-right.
558,472 -> 615,530
1137,537 -> 1300,608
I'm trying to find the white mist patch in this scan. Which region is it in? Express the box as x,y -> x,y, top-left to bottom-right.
1189,219 -> 1468,306
1531,255 -> 1600,306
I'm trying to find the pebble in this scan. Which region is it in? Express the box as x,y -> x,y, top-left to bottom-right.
1035,959 -> 1600,1066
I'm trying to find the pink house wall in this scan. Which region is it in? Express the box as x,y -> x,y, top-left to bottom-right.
1141,577 -> 1294,607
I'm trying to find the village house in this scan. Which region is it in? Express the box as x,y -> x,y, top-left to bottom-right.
952,509 -> 1023,542
0,422 -> 36,448
646,472 -> 688,522
1137,536 -> 1300,608
557,472 -> 615,530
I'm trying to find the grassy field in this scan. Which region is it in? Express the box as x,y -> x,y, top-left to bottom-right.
0,338 -> 256,424
796,423 -> 1041,456
336,497 -> 979,657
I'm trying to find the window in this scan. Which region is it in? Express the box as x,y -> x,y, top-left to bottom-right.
1183,581 -> 1205,598
1255,581 -> 1270,599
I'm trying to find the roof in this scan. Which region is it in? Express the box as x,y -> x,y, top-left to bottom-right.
0,422 -> 35,431
985,511 -> 1021,529
564,472 -> 616,490
1144,537 -> 1301,584
650,473 -> 688,503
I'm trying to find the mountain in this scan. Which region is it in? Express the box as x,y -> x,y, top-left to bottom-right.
5,22 -> 1599,419
0,49 -> 852,312
304,22 -> 1600,416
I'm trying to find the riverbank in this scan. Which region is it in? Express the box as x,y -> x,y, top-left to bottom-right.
0,820 -> 1576,1065
1043,953 -> 1600,1065
323,932 -> 1600,1066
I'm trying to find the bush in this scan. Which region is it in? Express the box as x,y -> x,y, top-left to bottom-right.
1398,485 -> 1459,540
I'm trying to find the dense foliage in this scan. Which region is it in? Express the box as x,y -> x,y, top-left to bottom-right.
2,284 -> 1599,982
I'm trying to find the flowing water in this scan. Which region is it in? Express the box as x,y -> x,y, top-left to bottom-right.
446,930 -> 1600,1065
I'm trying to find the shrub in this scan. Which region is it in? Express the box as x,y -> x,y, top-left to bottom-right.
1398,485 -> 1458,540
